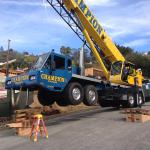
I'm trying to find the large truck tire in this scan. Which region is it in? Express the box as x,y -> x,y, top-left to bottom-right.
99,100 -> 111,107
112,100 -> 121,109
64,82 -> 84,105
127,94 -> 135,108
56,96 -> 70,106
99,97 -> 112,107
135,92 -> 145,108
83,85 -> 98,106
139,92 -> 145,105
38,90 -> 56,106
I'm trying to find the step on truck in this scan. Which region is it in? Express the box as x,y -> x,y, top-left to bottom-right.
5,0 -> 145,109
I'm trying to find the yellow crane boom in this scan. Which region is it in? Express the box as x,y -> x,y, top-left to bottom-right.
63,0 -> 125,80
47,0 -> 143,87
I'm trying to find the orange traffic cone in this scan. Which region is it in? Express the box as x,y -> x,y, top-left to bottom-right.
30,114 -> 48,142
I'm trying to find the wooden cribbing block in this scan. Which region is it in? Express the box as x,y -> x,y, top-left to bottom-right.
7,123 -> 23,128
15,113 -> 26,118
126,113 -> 150,123
16,127 -> 31,136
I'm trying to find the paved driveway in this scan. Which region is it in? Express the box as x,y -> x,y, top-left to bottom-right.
0,103 -> 150,150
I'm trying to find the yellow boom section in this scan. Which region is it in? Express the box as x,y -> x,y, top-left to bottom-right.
63,0 -> 125,79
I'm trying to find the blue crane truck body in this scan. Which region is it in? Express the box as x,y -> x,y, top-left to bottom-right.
6,52 -> 74,92
5,51 -> 104,106
5,51 -> 145,108
4,0 -> 145,109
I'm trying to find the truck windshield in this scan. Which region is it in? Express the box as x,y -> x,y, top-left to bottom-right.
33,53 -> 48,69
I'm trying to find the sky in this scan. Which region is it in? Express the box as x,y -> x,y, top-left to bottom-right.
0,0 -> 150,54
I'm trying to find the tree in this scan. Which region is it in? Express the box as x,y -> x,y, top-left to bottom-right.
84,48 -> 91,64
23,51 -> 29,56
0,51 -> 7,62
60,46 -> 72,56
0,46 -> 4,51
116,44 -> 133,56
72,49 -> 80,65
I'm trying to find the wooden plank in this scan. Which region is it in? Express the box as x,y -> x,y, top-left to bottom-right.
15,118 -> 27,123
126,113 -> 150,123
139,114 -> 150,123
16,128 -> 31,136
15,109 -> 29,114
138,109 -> 150,115
7,123 -> 23,128
122,108 -> 150,115
15,108 -> 42,115
22,120 -> 32,128
15,113 -> 26,118
7,119 -> 32,128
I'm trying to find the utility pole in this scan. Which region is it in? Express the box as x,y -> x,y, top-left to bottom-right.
6,39 -> 11,77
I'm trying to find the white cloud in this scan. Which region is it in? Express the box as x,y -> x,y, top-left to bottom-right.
85,0 -> 117,6
96,0 -> 150,41
144,32 -> 150,36
123,39 -> 150,47
0,0 -> 150,52
0,0 -> 42,6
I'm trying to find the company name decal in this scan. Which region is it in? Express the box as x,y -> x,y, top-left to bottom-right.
75,0 -> 103,35
11,75 -> 29,83
41,74 -> 65,83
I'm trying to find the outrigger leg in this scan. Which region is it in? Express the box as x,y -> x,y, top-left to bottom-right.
25,88 -> 30,108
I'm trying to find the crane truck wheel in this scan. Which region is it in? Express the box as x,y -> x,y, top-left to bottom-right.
83,85 -> 98,106
136,92 -> 144,107
56,99 -> 70,106
56,95 -> 70,106
64,82 -> 84,105
38,90 -> 56,106
99,99 -> 111,107
127,94 -> 135,108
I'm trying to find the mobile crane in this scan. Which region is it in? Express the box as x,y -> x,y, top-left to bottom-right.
5,0 -> 145,109
61,0 -> 144,86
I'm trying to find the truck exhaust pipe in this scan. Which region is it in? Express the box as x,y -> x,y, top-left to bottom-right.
79,43 -> 86,76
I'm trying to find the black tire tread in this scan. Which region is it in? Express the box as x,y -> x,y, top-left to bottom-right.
64,82 -> 84,105
38,90 -> 56,106
83,85 -> 98,106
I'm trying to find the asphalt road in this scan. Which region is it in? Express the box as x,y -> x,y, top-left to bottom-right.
1,103 -> 150,150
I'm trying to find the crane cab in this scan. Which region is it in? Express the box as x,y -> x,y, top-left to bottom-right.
110,61 -> 143,87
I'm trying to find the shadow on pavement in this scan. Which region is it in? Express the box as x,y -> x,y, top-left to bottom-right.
46,107 -> 119,126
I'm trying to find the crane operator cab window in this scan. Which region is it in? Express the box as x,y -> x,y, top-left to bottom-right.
111,61 -> 136,82
122,62 -> 135,82
111,61 -> 122,76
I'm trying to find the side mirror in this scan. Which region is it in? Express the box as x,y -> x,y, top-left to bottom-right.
68,66 -> 72,71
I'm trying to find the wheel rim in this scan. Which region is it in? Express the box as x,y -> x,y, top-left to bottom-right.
72,88 -> 81,101
89,90 -> 96,102
129,95 -> 134,105
138,96 -> 143,104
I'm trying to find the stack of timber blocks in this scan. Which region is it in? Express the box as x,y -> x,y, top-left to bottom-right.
7,108 -> 42,136
123,108 -> 150,123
